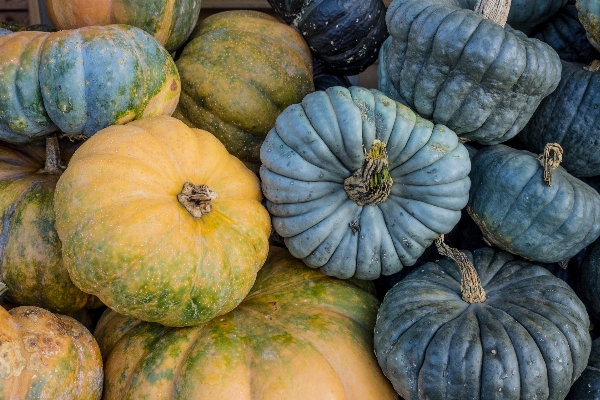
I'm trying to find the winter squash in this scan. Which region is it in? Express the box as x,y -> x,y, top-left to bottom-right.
312,58 -> 351,91
0,25 -> 180,144
374,241 -> 592,400
266,0 -> 388,75
566,337 -> 600,399
381,0 -> 562,144
94,247 -> 397,400
467,143 -> 600,262
0,138 -> 99,314
577,0 -> 600,52
579,239 -> 600,319
44,0 -> 201,52
260,86 -> 471,280
173,10 -> 314,172
54,115 -> 271,327
0,302 -> 103,399
519,61 -> 600,177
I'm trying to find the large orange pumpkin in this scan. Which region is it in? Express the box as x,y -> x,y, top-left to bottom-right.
54,115 -> 271,327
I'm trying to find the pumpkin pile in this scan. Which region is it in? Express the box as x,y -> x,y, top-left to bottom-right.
3,0 -> 600,398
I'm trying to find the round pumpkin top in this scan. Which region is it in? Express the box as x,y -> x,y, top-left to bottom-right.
577,0 -> 600,53
53,115 -> 271,327
94,246 -> 397,400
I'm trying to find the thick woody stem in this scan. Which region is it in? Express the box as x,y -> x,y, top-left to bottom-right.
536,143 -> 563,187
344,139 -> 393,206
37,134 -> 66,175
474,0 -> 512,27
585,60 -> 600,72
0,282 -> 7,296
435,235 -> 487,304
178,182 -> 217,218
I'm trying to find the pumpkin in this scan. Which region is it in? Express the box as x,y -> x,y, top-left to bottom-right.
260,86 -> 471,280
577,0 -> 600,52
312,58 -> 351,91
0,303 -> 103,399
0,25 -> 180,144
374,242 -> 592,400
566,337 -> 600,399
44,0 -> 201,52
467,143 -> 600,262
94,247 -> 397,400
54,115 -> 271,327
579,239 -> 600,319
173,10 -> 314,172
0,22 -> 54,32
380,0 -> 562,144
0,137 -> 100,314
531,4 -> 600,64
266,0 -> 388,75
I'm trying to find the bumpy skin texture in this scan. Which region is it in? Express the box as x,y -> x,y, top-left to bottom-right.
468,144 -> 600,262
519,61 -> 600,177
54,116 -> 271,327
566,338 -> 600,399
382,0 -> 562,145
0,306 -> 103,400
173,10 -> 314,172
375,247 -> 592,400
577,0 -> 600,52
0,140 -> 98,314
45,0 -> 201,52
260,86 -> 471,280
94,247 -> 397,400
267,0 -> 388,75
532,4 -> 600,64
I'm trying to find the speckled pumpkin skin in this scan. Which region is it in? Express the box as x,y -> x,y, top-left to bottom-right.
0,140 -> 99,314
94,247 -> 397,400
577,0 -> 600,52
44,0 -> 201,52
0,305 -> 103,399
54,115 -> 271,327
173,10 -> 314,172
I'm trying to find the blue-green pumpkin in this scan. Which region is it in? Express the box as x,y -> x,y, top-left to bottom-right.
577,0 -> 600,52
566,337 -> 600,399
260,86 -> 471,280
374,245 -> 592,400
579,239 -> 600,319
381,0 -> 562,145
519,61 -> 600,177
468,144 -> 600,262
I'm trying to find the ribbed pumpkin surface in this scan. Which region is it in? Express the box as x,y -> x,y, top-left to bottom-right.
54,115 -> 271,327
94,247 -> 397,400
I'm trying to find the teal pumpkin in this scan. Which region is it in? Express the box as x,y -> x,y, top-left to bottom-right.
260,86 -> 471,279
577,0 -> 600,52
566,338 -> 600,399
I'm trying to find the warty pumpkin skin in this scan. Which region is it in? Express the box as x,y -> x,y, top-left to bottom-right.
173,10 -> 314,172
468,144 -> 600,263
374,246 -> 592,400
260,86 -> 471,280
53,115 -> 271,327
44,0 -> 201,52
577,0 -> 600,52
94,247 -> 397,400
381,0 -> 562,145
0,305 -> 103,399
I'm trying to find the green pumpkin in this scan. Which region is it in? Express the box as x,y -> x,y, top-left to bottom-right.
380,0 -> 562,145
260,86 -> 471,280
375,245 -> 592,400
577,0 -> 600,52
468,144 -> 600,262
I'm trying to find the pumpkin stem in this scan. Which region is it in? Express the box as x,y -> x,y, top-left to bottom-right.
178,182 -> 217,218
0,282 -> 7,297
474,0 -> 511,27
344,139 -> 393,206
37,134 -> 66,175
536,143 -> 563,187
435,235 -> 487,304
584,60 -> 600,72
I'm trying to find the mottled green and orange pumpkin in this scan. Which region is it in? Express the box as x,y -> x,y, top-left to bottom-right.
173,10 -> 314,172
94,247 -> 397,399
0,303 -> 103,399
44,0 -> 201,52
54,115 -> 271,327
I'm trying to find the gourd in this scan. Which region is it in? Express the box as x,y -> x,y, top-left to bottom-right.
312,58 -> 351,91
260,86 -> 471,280
467,143 -> 600,262
380,0 -> 562,144
579,239 -> 600,320
266,0 -> 388,75
0,299 -> 104,399
173,10 -> 314,172
374,241 -> 592,400
577,0 -> 600,52
94,247 -> 398,400
53,115 -> 271,327
566,337 -> 600,399
44,0 -> 201,52
0,25 -> 180,144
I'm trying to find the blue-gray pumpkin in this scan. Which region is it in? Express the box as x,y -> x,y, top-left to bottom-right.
566,337 -> 600,399
577,0 -> 600,52
374,245 -> 592,400
260,86 -> 471,280
519,61 -> 600,177
381,0 -> 562,145
468,144 -> 600,262
579,239 -> 600,320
